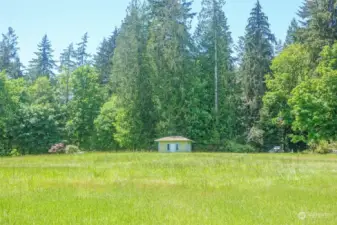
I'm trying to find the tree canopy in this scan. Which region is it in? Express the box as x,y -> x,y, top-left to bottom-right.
0,0 -> 336,155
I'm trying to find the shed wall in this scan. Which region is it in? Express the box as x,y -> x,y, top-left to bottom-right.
158,141 -> 192,153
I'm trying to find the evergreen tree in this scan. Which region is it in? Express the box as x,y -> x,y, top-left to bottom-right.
60,43 -> 76,72
76,32 -> 91,66
28,35 -> 56,80
194,0 -> 239,141
235,36 -> 246,65
59,43 -> 76,103
284,18 -> 299,46
0,27 -> 23,79
146,0 -> 196,136
239,0 -> 276,142
297,0 -> 315,26
94,28 -> 118,85
297,0 -> 337,61
110,0 -> 156,148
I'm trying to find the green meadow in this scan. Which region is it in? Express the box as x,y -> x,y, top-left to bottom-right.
0,153 -> 336,225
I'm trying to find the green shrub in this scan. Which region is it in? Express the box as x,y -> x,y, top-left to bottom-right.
329,142 -> 337,151
65,145 -> 80,154
9,149 -> 21,157
225,141 -> 257,153
247,126 -> 264,148
314,142 -> 330,154
312,141 -> 337,154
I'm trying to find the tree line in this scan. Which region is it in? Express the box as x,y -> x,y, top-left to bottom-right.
0,0 -> 336,155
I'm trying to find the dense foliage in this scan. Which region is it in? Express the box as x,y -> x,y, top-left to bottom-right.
0,0 -> 336,154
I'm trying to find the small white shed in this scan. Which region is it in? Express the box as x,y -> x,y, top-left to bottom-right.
155,136 -> 193,153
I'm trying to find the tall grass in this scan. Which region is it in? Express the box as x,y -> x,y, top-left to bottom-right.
0,153 -> 336,224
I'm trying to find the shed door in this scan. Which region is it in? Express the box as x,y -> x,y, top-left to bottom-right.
167,144 -> 178,152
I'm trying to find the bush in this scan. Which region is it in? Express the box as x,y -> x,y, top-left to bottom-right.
65,145 -> 80,154
314,141 -> 330,154
311,141 -> 337,154
247,126 -> 264,148
225,141 -> 257,153
9,149 -> 21,157
48,143 -> 66,154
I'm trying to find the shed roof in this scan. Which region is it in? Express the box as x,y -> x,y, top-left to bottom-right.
155,136 -> 193,142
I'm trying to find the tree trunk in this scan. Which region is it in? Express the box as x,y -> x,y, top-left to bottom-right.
214,0 -> 219,125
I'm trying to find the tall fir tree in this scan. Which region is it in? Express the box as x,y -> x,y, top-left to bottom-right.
240,0 -> 276,143
60,43 -> 76,72
0,27 -> 23,79
235,36 -> 246,65
59,43 -> 76,103
194,0 -> 239,141
297,0 -> 337,61
297,0 -> 315,26
285,18 -> 299,47
75,32 -> 91,67
94,28 -> 118,85
146,0 -> 197,137
28,35 -> 56,80
110,0 -> 156,148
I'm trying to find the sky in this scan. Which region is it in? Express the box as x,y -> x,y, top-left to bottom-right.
0,0 -> 303,66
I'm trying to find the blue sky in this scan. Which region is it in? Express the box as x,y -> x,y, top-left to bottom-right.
0,0 -> 302,66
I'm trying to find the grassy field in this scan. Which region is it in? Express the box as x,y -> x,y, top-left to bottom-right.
0,153 -> 337,225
